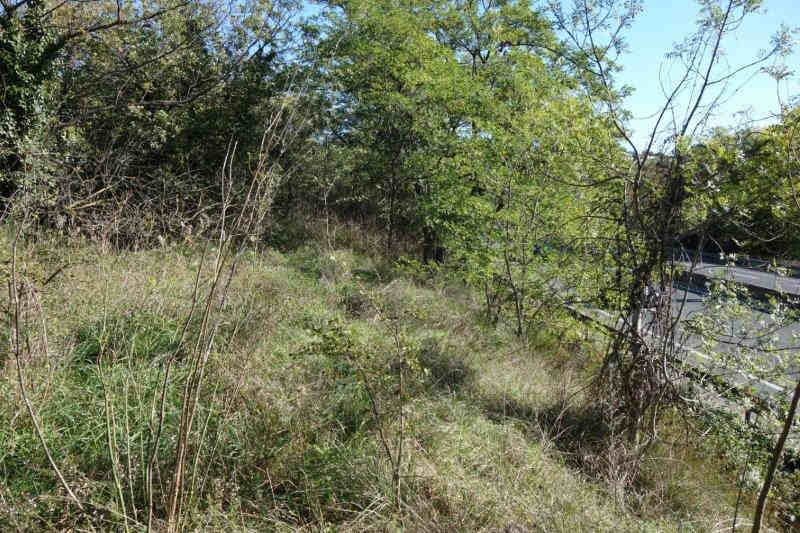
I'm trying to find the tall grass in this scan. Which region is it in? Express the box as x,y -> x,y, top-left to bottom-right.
0,226 -> 779,530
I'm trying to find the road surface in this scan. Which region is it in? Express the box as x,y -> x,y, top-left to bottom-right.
667,283 -> 800,387
565,275 -> 800,397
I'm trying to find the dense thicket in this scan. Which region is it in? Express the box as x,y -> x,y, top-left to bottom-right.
681,110 -> 800,259
2,0 -> 797,259
1,0 -> 309,241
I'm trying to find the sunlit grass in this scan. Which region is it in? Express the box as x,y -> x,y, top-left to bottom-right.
0,231 -> 758,531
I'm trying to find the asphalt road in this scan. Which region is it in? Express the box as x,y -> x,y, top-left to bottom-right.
653,283 -> 800,389
569,277 -> 800,395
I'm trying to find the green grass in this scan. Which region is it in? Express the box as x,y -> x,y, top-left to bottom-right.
0,231 -> 776,531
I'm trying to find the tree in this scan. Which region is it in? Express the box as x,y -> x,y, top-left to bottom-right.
1,0 -> 59,201
316,1 -> 620,340
2,0 -> 308,241
548,0 -> 795,450
314,0 -> 472,253
0,0 -> 191,201
683,108 -> 800,259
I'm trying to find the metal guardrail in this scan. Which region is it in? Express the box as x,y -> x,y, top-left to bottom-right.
674,263 -> 800,300
566,302 -> 800,462
671,248 -> 800,278
565,303 -> 789,403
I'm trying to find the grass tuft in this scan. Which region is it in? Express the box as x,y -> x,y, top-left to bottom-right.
72,312 -> 181,366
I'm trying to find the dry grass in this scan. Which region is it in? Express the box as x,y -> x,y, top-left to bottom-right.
0,229 -> 765,531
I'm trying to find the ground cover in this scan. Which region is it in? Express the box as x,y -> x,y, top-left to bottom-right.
0,228 -> 767,531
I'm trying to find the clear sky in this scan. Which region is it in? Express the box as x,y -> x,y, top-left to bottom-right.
615,0 -> 799,149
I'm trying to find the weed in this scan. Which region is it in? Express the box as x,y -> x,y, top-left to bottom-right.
416,337 -> 474,392
337,282 -> 372,318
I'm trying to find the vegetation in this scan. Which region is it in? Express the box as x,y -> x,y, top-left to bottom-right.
1,0 -> 798,531
0,228 -> 774,531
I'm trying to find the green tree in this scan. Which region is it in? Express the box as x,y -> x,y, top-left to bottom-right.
0,0 -> 59,200
1,0 -> 193,203
426,0 -> 621,335
316,0 -> 473,253
1,0 -> 308,240
683,108 -> 800,259
314,0 -> 621,335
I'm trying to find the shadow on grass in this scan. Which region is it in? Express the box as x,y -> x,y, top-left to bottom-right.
417,339 -> 474,393
481,394 -> 612,472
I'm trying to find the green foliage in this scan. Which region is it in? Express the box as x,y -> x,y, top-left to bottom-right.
0,1 -> 57,145
682,108 -> 800,258
0,0 -> 59,200
299,320 -> 374,438
698,405 -> 800,529
52,1 -> 300,233
0,0 -> 310,245
316,0 -> 469,247
312,0 -> 622,335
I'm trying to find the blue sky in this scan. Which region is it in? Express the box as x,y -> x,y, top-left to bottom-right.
615,0 -> 799,148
